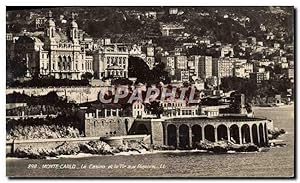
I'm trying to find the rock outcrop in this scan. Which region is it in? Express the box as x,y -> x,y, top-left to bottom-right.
12,139 -> 151,159
195,140 -> 259,153
268,128 -> 286,140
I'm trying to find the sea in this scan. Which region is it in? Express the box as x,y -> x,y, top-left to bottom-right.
6,105 -> 294,177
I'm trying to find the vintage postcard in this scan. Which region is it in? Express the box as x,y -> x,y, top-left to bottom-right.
6,6 -> 295,178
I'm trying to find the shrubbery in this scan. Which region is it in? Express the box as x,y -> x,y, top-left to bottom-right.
6,123 -> 82,141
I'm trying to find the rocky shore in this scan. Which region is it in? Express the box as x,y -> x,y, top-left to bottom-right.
268,127 -> 286,140
7,124 -> 286,159
11,138 -> 265,159
12,140 -> 151,159
194,140 -> 260,153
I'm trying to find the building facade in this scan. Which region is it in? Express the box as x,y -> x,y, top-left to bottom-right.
93,44 -> 129,79
212,57 -> 234,78
13,11 -> 93,80
198,56 -> 213,79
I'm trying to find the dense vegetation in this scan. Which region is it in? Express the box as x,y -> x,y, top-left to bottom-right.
6,91 -> 84,140
220,76 -> 294,103
7,7 -> 294,47
128,56 -> 171,85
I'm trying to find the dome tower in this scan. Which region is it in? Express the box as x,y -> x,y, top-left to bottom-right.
44,11 -> 56,42
68,12 -> 79,44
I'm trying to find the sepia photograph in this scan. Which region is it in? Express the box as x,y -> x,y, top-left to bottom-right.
5,5 -> 295,178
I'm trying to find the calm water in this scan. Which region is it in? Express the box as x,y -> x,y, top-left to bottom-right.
6,105 -> 294,177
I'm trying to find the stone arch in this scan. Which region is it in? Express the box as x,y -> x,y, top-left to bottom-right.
67,56 -> 71,62
230,124 -> 240,144
63,55 -> 67,63
167,124 -> 177,147
259,123 -> 265,146
217,124 -> 228,141
179,124 -> 190,149
264,123 -> 268,145
58,56 -> 62,62
204,125 -> 215,142
191,125 -> 201,148
241,124 -> 251,144
58,56 -> 62,70
252,124 -> 259,145
136,124 -> 149,135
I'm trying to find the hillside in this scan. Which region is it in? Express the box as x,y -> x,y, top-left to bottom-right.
6,6 -> 294,48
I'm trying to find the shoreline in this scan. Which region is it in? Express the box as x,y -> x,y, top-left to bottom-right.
7,148 -> 270,161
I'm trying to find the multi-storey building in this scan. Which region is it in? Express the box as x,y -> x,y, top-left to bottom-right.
175,55 -> 187,70
212,57 -> 234,78
161,56 -> 175,76
233,62 -> 253,78
198,56 -> 213,79
189,55 -> 212,80
93,43 -> 129,79
250,67 -> 270,84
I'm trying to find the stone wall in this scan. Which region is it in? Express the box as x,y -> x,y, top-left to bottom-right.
85,117 -> 134,137
151,119 -> 165,145
131,119 -> 165,145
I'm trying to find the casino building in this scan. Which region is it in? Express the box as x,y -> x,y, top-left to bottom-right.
14,11 -> 93,79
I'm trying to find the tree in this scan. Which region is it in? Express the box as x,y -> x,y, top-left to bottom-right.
7,56 -> 27,80
128,56 -> 152,84
147,101 -> 164,118
81,72 -> 93,80
152,62 -> 171,84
